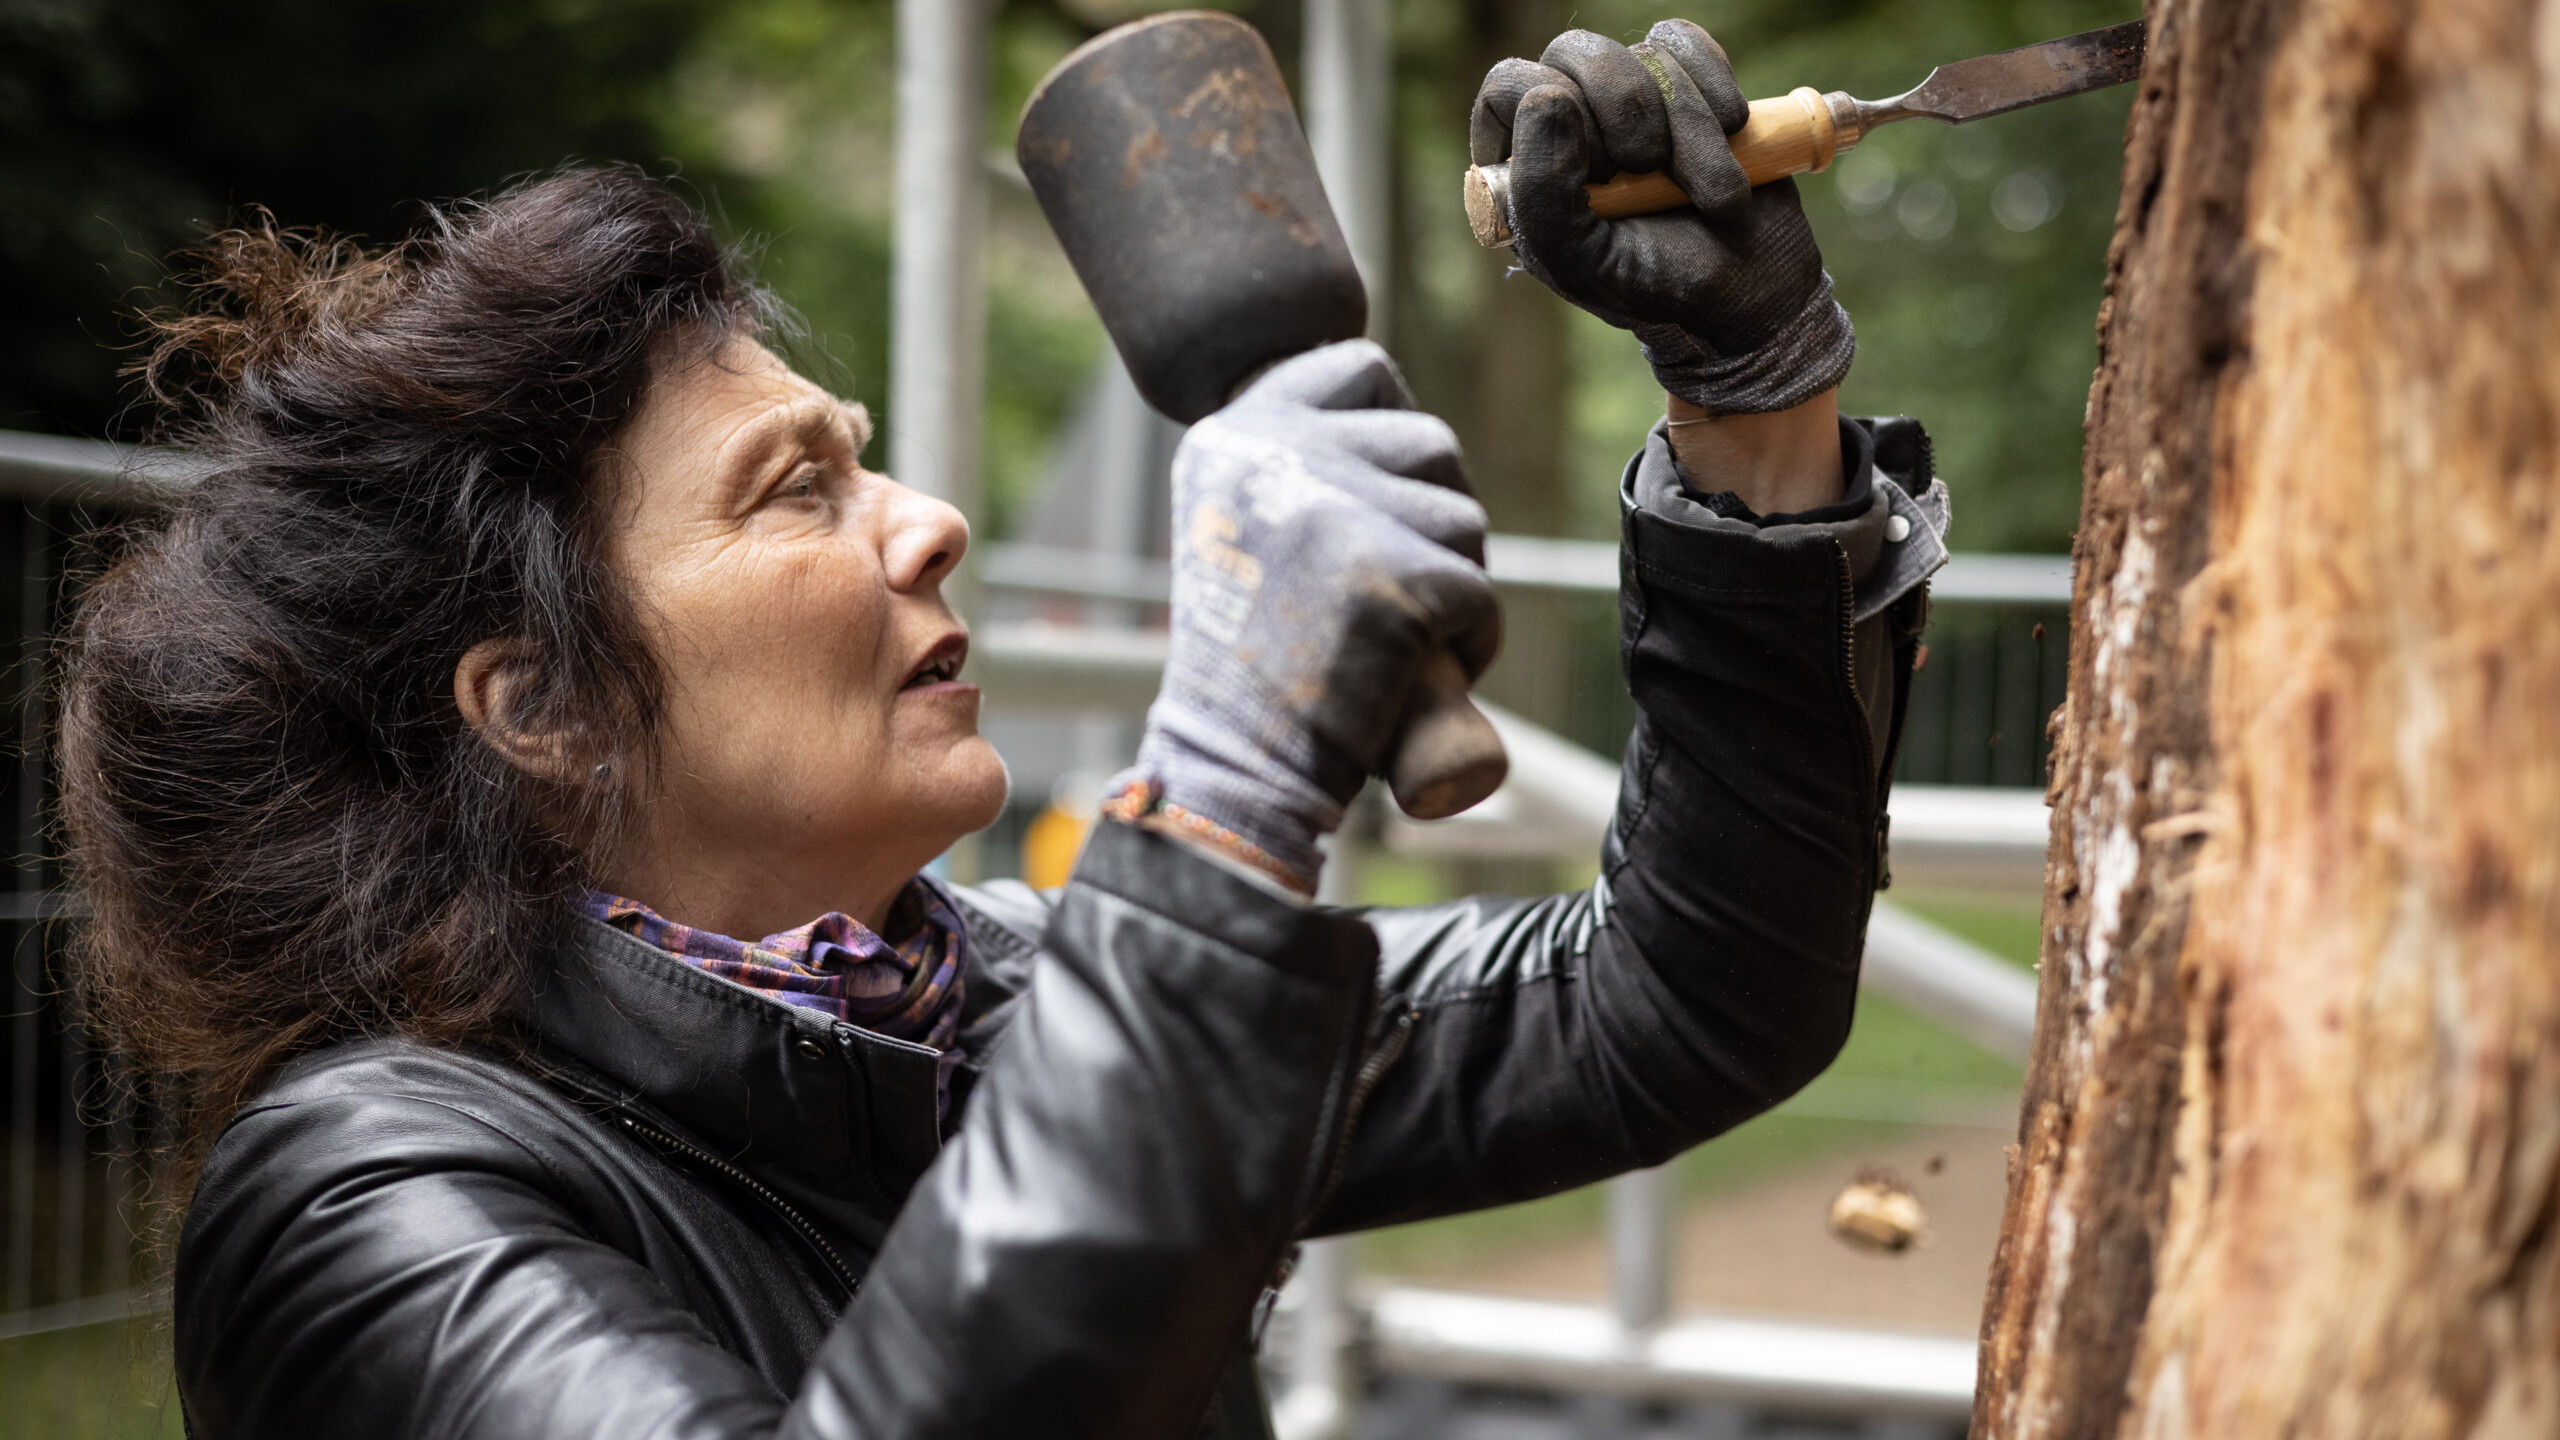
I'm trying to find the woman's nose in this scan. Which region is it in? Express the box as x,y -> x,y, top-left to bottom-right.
881,481 -> 970,594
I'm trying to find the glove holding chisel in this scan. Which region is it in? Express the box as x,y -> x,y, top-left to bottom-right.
1474,20 -> 1855,422
1480,18 -> 1953,775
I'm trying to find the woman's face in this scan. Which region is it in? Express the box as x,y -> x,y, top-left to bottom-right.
588,335 -> 1006,936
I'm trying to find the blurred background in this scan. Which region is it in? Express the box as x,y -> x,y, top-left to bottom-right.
0,0 -> 2125,1433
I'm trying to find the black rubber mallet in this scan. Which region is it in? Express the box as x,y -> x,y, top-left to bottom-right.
1016,10 -> 1508,822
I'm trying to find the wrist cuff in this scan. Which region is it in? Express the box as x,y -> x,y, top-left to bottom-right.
1103,778 -> 1318,897
1640,274 -> 1856,416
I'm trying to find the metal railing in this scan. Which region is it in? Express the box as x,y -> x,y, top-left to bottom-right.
983,535 -> 2071,610
1367,1289 -> 1976,1419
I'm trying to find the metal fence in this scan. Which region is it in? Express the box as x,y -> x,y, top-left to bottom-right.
0,429 -> 2063,1436
0,458 -> 179,1437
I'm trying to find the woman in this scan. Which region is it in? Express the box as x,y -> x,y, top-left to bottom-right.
66,21 -> 1945,1439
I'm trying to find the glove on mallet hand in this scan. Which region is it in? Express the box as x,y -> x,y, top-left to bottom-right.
1112,341 -> 1498,894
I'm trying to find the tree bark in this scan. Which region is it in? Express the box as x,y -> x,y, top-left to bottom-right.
1976,0 -> 2560,1433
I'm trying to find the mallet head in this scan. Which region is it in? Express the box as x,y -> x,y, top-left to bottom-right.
1016,11 -> 1367,424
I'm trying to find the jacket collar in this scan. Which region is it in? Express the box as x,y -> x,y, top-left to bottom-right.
524,915 -> 948,1258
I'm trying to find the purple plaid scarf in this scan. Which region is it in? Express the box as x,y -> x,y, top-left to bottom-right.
577,879 -> 970,1107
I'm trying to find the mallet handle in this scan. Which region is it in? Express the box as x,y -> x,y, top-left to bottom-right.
1463,86 -> 1862,247
1388,648 -> 1509,821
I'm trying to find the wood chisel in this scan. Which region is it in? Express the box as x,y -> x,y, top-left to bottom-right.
1465,20 -> 2146,247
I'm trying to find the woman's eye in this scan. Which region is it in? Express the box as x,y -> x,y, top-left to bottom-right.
782,467 -> 821,499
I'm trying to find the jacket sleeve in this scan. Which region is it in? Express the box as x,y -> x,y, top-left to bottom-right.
177,822 -> 1380,1440
787,817 -> 1379,1438
1310,419 -> 1938,1233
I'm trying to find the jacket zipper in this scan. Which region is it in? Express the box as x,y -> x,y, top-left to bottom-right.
1297,1009 -> 1415,1236
1242,1010 -> 1415,1373
615,1113 -> 861,1299
1832,540 -> 1886,887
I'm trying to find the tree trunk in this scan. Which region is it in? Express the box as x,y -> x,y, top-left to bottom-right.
1448,0 -> 1569,542
1975,0 -> 2560,1433
1433,0 -> 1578,740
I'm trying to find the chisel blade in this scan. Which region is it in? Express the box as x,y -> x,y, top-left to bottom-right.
1882,20 -> 2146,125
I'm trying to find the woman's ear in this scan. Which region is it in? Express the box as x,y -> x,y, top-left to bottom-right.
454,639 -> 594,785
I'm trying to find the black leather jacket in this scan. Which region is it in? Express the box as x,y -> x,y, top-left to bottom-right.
173,423 -> 1936,1440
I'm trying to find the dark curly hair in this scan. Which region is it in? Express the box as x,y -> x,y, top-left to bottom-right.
60,166 -> 781,1199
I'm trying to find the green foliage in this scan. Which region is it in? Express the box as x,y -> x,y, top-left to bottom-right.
1395,0 -> 2131,551
0,0 -> 1067,534
0,1319 -> 186,1440
3,0 -> 2121,550
1776,0 -> 2133,552
1898,891 -> 2046,970
0,0 -> 732,437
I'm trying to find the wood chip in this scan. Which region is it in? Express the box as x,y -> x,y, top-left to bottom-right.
1828,1166 -> 1927,1253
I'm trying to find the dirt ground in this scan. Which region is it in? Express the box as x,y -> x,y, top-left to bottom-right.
1376,1125 -> 2011,1339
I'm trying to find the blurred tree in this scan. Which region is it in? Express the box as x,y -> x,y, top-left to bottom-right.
1394,0 -> 2134,553
1392,0 -> 1571,540
1765,0 -> 2135,553
0,0 -> 729,438
3,0 -> 2122,553
0,0 -> 1091,538
1387,0 -> 1581,738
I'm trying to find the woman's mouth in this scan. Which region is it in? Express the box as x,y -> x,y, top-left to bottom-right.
901,635 -> 970,691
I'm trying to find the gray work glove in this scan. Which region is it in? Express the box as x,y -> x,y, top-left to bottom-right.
1104,341 -> 1497,894
1472,20 -> 1854,415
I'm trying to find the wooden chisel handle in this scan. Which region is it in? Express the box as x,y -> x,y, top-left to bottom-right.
1464,86 -> 1863,247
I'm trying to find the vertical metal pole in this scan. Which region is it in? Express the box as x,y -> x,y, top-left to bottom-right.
1303,0 -> 1395,333
1085,352 -> 1155,631
891,0 -> 992,615
1274,1235 -> 1358,1440
1291,15 -> 1393,1412
1272,829 -> 1366,1440
104,1084 -> 132,1303
5,503 -> 42,1429
26,507 -> 74,1426
1068,351 -> 1162,793
1608,1163 -> 1678,1335
56,1027 -> 85,1421
894,0 -> 991,882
